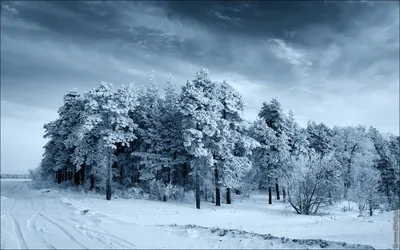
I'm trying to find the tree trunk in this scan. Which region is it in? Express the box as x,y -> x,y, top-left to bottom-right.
106,153 -> 112,201
268,186 -> 272,204
215,167 -> 221,206
183,162 -> 189,186
90,175 -> 94,191
385,182 -> 392,208
369,200 -> 373,216
170,168 -> 175,185
275,178 -> 280,200
226,188 -> 231,204
119,163 -> 124,187
81,164 -> 86,185
196,173 -> 201,209
282,187 -> 286,202
57,170 -> 62,184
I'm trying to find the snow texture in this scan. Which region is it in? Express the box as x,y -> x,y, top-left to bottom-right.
1,179 -> 393,249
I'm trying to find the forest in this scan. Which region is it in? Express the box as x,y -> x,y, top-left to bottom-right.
34,68 -> 400,216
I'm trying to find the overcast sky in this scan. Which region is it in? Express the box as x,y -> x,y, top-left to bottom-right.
1,1 -> 399,174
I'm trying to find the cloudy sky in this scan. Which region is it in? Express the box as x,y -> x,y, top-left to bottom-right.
1,1 -> 399,174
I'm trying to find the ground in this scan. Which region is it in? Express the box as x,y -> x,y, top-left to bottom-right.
0,179 -> 395,249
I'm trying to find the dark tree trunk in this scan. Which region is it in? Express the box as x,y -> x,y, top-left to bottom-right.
120,163 -> 124,187
369,200 -> 373,216
73,171 -> 79,185
385,182 -> 391,207
282,187 -> 286,202
81,164 -> 86,185
226,188 -> 231,204
106,154 -> 112,201
183,162 -> 189,186
90,175 -> 94,191
57,170 -> 62,184
276,178 -> 280,200
215,166 -> 221,206
268,186 -> 272,204
215,187 -> 221,206
196,174 -> 201,209
169,167 -> 174,185
61,169 -> 65,182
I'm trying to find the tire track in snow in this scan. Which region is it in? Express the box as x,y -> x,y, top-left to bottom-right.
38,213 -> 88,249
9,192 -> 28,249
61,216 -> 136,249
26,212 -> 56,249
22,184 -> 57,249
11,216 -> 28,249
75,225 -> 137,249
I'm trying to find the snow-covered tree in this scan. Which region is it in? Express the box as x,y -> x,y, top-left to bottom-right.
284,151 -> 341,215
40,91 -> 85,183
179,68 -> 221,209
76,82 -> 138,200
306,121 -> 333,157
348,166 -> 380,216
158,74 -> 187,187
332,126 -> 378,198
212,81 -> 259,205
255,99 -> 291,204
368,127 -> 400,209
130,72 -> 167,197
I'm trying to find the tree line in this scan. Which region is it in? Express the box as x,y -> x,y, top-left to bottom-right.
35,69 -> 400,215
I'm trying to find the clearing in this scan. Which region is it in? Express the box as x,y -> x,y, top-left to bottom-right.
1,179 -> 394,249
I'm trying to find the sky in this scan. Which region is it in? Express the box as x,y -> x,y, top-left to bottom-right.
1,1 -> 399,174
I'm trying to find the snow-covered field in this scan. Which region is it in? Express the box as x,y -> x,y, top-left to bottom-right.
1,179 -> 394,249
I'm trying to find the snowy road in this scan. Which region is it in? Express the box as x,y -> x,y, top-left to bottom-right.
0,179 -> 387,249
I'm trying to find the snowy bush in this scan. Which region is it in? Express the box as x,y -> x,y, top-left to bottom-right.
348,166 -> 380,216
146,180 -> 185,202
285,152 -> 341,215
183,190 -> 195,204
28,167 -> 42,181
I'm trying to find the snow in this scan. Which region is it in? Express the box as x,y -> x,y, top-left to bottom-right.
1,179 -> 393,249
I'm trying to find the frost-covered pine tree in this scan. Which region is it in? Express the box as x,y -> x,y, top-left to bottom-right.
368,127 -> 400,209
130,72 -> 170,199
306,121 -> 333,157
255,99 -> 291,204
281,111 -> 309,202
249,119 -> 275,203
179,68 -> 220,209
41,90 -> 85,183
213,81 -> 259,205
159,74 -> 187,185
77,82 -> 137,200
